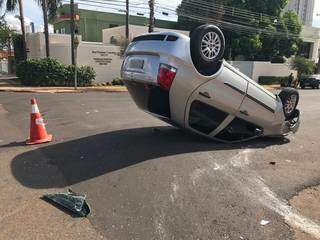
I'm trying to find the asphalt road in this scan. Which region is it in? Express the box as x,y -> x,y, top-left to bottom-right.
1,90 -> 320,240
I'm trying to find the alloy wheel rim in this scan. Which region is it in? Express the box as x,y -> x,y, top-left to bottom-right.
201,32 -> 221,60
284,95 -> 297,114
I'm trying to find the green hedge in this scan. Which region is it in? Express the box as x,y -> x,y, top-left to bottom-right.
258,76 -> 289,85
111,78 -> 124,86
16,58 -> 96,87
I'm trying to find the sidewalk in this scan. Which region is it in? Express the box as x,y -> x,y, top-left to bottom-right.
0,76 -> 20,87
0,86 -> 128,93
0,77 -> 127,93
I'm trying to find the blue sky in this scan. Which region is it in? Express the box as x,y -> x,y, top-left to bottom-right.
24,0 -> 43,26
3,0 -> 320,30
314,0 -> 320,27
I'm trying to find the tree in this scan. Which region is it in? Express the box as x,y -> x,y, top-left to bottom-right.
0,20 -> 15,73
290,56 -> 316,79
0,21 -> 13,51
36,0 -> 61,57
0,0 -> 27,60
177,0 -> 302,62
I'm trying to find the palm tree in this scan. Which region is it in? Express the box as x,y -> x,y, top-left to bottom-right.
37,0 -> 61,57
0,0 -> 27,60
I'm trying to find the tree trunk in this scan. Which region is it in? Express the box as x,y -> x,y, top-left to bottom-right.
18,0 -> 27,60
42,0 -> 50,57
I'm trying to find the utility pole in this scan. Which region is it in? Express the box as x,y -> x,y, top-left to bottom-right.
70,0 -> 79,89
317,48 -> 320,74
148,0 -> 155,33
297,0 -> 301,16
74,36 -> 79,89
125,0 -> 129,42
42,0 -> 50,57
70,0 -> 76,65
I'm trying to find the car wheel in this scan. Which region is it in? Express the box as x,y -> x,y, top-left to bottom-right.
190,24 -> 225,75
300,85 -> 305,89
279,88 -> 299,119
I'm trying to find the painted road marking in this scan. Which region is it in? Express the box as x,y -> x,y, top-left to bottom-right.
190,149 -> 320,239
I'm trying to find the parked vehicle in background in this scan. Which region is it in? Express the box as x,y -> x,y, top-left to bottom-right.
121,25 -> 300,143
300,74 -> 320,89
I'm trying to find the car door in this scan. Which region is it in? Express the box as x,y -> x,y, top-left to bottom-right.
238,81 -> 277,128
185,62 -> 248,137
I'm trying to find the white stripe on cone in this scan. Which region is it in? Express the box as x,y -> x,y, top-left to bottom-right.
31,104 -> 40,114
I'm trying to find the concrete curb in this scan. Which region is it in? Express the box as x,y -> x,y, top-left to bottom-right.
0,87 -> 128,93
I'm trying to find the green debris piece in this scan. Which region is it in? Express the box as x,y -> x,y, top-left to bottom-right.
43,189 -> 90,217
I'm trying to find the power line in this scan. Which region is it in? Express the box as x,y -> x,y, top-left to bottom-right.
61,0 -> 311,39
63,0 -> 150,10
63,0 -> 301,30
174,9 -> 300,38
158,1 -> 301,30
177,0 -> 282,23
155,2 -> 302,37
61,0 -> 150,13
64,0 -> 298,29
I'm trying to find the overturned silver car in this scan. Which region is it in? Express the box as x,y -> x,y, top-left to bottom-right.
121,25 -> 300,142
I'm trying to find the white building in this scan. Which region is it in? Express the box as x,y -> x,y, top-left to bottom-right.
284,1 -> 320,66
300,25 -> 320,63
26,33 -> 122,82
285,0 -> 316,26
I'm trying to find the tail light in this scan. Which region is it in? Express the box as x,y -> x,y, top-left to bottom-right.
157,63 -> 177,91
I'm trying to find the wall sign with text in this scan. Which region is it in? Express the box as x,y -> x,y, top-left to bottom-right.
92,50 -> 120,66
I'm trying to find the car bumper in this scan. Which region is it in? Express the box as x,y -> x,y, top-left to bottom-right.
282,109 -> 300,134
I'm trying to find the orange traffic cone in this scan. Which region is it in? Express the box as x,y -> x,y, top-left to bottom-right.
26,98 -> 53,145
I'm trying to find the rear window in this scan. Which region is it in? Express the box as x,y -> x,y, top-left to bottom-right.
132,34 -> 178,42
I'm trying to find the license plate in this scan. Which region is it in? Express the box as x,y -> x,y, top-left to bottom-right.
128,59 -> 144,70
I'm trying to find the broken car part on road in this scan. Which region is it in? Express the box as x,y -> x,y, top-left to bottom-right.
43,189 -> 90,217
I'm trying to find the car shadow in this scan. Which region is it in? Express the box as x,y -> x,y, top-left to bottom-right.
11,126 -> 290,189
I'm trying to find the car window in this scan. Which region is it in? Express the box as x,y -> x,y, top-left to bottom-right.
215,117 -> 263,141
189,100 -> 228,135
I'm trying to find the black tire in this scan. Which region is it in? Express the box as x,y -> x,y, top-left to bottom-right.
278,88 -> 299,119
190,24 -> 225,75
300,85 -> 305,89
